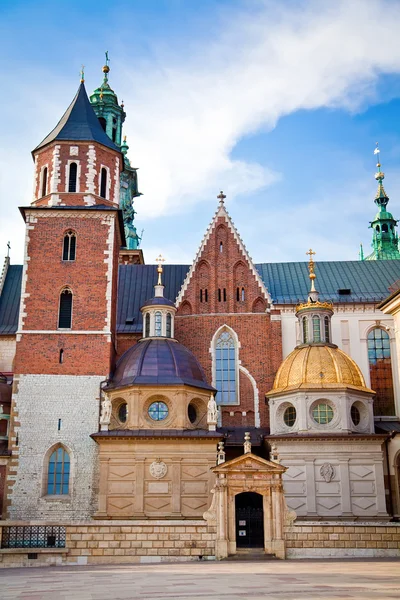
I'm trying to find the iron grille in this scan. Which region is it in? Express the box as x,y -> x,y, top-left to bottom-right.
1,526 -> 66,548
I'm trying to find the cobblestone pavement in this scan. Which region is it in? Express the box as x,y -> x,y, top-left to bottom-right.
1,559 -> 400,599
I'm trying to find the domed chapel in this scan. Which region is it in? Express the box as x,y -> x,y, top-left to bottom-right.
0,58 -> 400,565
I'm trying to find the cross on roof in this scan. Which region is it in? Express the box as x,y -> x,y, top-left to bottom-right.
6,241 -> 10,258
155,254 -> 165,285
217,190 -> 226,203
306,248 -> 316,260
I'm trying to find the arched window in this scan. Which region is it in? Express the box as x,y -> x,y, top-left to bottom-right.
220,242 -> 223,253
68,162 -> 77,193
47,446 -> 70,495
58,289 -> 72,329
382,224 -> 388,233
62,231 -> 76,261
376,225 -> 381,233
98,117 -> 107,131
155,311 -> 162,336
241,287 -> 245,301
302,317 -> 308,343
100,168 -> 107,198
367,328 -> 395,414
166,313 -> 172,338
41,167 -> 48,197
324,316 -> 330,343
145,313 -> 150,337
215,329 -> 238,405
312,316 -> 321,342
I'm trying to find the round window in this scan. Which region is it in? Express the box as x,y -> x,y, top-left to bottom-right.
312,403 -> 334,424
118,403 -> 127,423
283,405 -> 296,427
351,404 -> 361,426
188,403 -> 197,424
148,401 -> 169,421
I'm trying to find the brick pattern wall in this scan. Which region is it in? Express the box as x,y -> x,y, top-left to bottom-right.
0,521 -> 216,567
285,523 -> 400,557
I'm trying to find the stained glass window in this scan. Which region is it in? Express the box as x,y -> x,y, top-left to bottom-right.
155,312 -> 162,337
312,403 -> 334,424
47,447 -> 70,495
368,328 -> 395,415
312,316 -> 321,342
148,401 -> 169,421
215,330 -> 237,405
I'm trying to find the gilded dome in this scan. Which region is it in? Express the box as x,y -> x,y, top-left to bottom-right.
270,344 -> 373,394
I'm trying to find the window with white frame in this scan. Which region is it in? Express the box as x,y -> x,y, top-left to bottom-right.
214,329 -> 238,404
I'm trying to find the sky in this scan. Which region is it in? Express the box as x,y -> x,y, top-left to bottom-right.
2,0 -> 400,266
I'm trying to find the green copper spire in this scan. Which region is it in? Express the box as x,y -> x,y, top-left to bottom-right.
89,51 -> 125,146
120,136 -> 142,250
364,143 -> 400,260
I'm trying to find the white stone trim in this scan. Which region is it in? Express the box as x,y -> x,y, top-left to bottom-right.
64,159 -> 81,193
102,215 -> 115,332
113,157 -> 120,204
32,154 -> 39,202
176,202 -> 272,307
17,214 -> 37,333
239,364 -> 260,427
48,145 -> 61,206
85,145 -> 97,195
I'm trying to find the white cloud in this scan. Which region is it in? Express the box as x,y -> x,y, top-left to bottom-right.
2,0 -> 400,263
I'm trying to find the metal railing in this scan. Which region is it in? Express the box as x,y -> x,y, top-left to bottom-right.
1,526 -> 66,548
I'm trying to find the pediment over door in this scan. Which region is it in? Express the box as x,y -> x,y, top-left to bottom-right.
212,453 -> 287,476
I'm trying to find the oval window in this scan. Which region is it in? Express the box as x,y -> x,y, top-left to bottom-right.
118,403 -> 127,423
188,403 -> 197,424
312,403 -> 334,424
283,405 -> 296,427
351,404 -> 361,426
148,401 -> 169,421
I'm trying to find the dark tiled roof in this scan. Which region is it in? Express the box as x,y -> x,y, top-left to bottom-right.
374,420 -> 400,434
141,296 -> 176,308
33,83 -> 120,153
0,265 -> 22,334
2,260 -> 400,336
107,338 -> 215,392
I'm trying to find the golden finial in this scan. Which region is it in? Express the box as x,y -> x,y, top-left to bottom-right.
306,248 -> 316,292
123,135 -> 127,143
80,65 -> 85,83
100,87 -> 104,100
102,50 -> 110,74
217,190 -> 226,203
155,254 -> 165,285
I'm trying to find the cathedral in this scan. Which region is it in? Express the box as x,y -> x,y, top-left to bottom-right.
0,59 -> 400,566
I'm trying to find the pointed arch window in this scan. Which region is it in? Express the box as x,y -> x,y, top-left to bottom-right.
63,231 -> 76,261
155,311 -> 162,337
166,313 -> 172,338
100,168 -> 107,199
367,327 -> 395,414
144,313 -> 150,337
58,289 -> 72,329
68,162 -> 77,193
214,329 -> 238,405
47,446 -> 70,495
41,167 -> 48,197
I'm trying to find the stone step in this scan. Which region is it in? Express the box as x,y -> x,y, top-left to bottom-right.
224,549 -> 278,561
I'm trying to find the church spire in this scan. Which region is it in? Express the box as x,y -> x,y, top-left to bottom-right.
364,143 -> 400,260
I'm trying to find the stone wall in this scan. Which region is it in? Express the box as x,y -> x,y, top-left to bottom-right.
0,520 -> 216,568
0,336 -> 16,373
285,522 -> 400,558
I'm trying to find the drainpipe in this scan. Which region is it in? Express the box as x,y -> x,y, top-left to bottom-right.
384,431 -> 397,519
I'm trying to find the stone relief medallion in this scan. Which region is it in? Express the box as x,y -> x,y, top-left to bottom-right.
320,463 -> 335,483
150,459 -> 167,480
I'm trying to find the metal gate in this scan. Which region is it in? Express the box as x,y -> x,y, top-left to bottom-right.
235,495 -> 264,548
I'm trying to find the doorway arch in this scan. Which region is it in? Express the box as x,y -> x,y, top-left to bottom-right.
235,491 -> 264,548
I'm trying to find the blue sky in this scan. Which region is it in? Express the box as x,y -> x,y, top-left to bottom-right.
2,0 -> 400,265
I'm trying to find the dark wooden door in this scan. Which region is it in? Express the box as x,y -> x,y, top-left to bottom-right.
235,492 -> 264,548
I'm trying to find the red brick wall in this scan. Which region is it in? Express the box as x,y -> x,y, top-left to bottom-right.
33,141 -> 120,207
175,214 -> 282,428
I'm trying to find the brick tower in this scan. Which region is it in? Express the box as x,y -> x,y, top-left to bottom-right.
6,74 -> 125,519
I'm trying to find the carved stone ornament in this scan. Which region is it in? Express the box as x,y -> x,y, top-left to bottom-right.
150,459 -> 168,480
203,487 -> 217,525
320,462 -> 335,483
99,397 -> 112,430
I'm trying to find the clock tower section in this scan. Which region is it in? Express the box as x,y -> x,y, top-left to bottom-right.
7,77 -> 125,520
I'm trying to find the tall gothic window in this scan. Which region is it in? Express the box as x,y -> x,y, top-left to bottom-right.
166,313 -> 172,338
100,168 -> 107,198
58,289 -> 72,329
63,231 -> 76,261
41,167 -> 48,197
47,446 -> 70,495
368,328 -> 395,415
68,162 -> 77,193
145,313 -> 150,337
155,311 -> 162,337
215,329 -> 238,405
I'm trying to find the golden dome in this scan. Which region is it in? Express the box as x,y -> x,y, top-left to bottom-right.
270,345 -> 373,395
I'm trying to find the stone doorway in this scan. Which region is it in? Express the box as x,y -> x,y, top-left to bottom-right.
235,492 -> 264,548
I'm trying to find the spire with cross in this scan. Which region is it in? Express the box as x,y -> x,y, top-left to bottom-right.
217,190 -> 226,204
